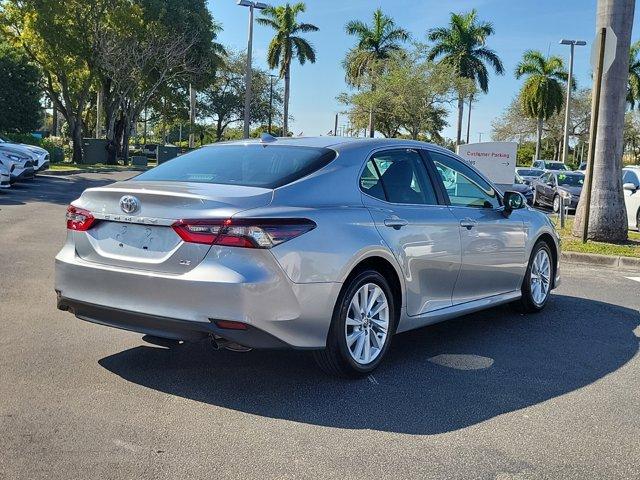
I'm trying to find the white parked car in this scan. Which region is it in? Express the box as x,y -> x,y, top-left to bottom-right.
0,136 -> 50,172
0,158 -> 11,189
0,150 -> 34,182
623,166 -> 640,230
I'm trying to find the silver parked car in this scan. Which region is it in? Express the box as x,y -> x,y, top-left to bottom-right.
55,137 -> 560,376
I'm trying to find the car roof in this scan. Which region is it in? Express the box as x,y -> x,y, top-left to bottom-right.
201,136 -> 444,151
551,170 -> 582,175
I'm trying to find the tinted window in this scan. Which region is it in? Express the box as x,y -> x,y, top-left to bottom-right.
360,149 -> 437,205
134,145 -> 336,188
556,173 -> 584,187
623,170 -> 640,186
430,151 -> 500,208
547,162 -> 568,171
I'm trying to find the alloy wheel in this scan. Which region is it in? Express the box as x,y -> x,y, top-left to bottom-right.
530,249 -> 551,306
345,283 -> 389,365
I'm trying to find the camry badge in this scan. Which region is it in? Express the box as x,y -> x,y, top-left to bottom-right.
119,195 -> 140,214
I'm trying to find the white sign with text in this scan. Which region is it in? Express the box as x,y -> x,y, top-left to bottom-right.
456,142 -> 517,186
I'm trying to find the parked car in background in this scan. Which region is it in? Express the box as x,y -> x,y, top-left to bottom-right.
0,150 -> 35,182
532,171 -> 584,212
0,159 -> 11,189
508,182 -> 534,205
622,166 -> 640,230
515,167 -> 544,185
532,160 -> 571,171
56,137 -> 560,377
0,137 -> 50,172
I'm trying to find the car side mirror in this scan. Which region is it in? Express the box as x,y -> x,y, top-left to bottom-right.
502,191 -> 525,217
623,182 -> 638,192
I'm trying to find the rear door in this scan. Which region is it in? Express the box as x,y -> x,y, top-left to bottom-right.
426,150 -> 527,304
360,148 -> 461,316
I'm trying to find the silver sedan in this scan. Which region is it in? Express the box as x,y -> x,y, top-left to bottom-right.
55,137 -> 560,377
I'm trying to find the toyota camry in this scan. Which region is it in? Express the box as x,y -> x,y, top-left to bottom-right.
55,136 -> 560,377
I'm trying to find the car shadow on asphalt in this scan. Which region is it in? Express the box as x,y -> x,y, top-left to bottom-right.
0,174 -> 127,207
98,294 -> 639,435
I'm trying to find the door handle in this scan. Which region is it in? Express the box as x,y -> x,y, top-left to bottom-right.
384,217 -> 409,229
460,218 -> 477,230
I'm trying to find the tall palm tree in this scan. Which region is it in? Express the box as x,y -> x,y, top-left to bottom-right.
573,0 -> 633,243
257,2 -> 318,136
515,50 -> 568,160
344,8 -> 409,137
428,9 -> 504,145
627,40 -> 640,109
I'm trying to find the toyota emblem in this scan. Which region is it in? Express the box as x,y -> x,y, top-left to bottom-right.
119,195 -> 140,214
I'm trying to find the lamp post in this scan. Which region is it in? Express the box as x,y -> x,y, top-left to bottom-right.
560,39 -> 586,164
238,0 -> 268,139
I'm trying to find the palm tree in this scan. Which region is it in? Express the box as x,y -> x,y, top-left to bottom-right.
515,50 -> 568,160
344,8 -> 409,137
428,9 -> 503,146
627,40 -> 640,109
257,3 -> 318,136
573,0 -> 633,243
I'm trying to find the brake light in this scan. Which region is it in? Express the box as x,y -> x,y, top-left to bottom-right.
66,205 -> 96,231
172,218 -> 316,248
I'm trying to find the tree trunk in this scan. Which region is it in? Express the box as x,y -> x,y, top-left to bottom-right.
52,108 -> 58,136
456,94 -> 464,146
70,120 -> 83,164
573,0 -> 634,242
535,117 -> 543,160
283,65 -> 290,137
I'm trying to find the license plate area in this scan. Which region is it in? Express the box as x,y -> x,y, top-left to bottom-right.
86,221 -> 181,261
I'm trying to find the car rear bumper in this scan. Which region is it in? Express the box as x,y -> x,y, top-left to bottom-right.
54,241 -> 341,349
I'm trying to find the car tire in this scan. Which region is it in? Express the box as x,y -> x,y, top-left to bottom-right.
514,240 -> 554,313
636,208 -> 640,231
313,270 -> 396,378
553,195 -> 560,213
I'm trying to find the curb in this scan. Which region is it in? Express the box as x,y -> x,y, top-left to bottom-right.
561,251 -> 640,271
42,167 -> 150,176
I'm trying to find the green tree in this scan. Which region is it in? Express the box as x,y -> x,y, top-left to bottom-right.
0,41 -> 42,133
257,2 -> 318,137
198,51 -> 283,141
627,40 -> 640,109
514,50 -> 568,161
344,8 -> 409,137
427,9 -> 503,146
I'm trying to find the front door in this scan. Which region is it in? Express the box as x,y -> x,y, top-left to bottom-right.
427,150 -> 527,304
360,148 -> 462,316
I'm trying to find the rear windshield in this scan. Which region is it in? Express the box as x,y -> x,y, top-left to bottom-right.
547,163 -> 568,170
133,144 -> 336,189
518,169 -> 542,176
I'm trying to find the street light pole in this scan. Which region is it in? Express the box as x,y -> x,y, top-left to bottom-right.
238,0 -> 268,139
560,39 -> 586,164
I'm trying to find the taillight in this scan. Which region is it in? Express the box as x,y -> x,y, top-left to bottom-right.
172,218 -> 316,248
66,205 -> 96,231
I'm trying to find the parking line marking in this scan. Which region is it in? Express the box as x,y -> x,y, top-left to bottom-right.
626,277 -> 640,283
367,374 -> 379,385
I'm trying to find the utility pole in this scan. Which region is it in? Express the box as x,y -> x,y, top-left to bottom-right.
581,28 -> 606,243
334,113 -> 338,136
560,39 -> 586,164
238,0 -> 268,139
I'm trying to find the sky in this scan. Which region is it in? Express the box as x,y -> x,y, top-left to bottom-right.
207,0 -> 640,141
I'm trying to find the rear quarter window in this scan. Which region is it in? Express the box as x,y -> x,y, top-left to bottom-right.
134,145 -> 336,189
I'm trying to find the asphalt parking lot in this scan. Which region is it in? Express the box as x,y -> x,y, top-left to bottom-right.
1,172 -> 639,479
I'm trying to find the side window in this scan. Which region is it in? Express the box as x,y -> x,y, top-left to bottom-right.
360,149 -> 438,205
541,172 -> 552,184
623,170 -> 640,186
429,151 -> 501,209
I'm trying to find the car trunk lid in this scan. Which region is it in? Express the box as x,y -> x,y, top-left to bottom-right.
73,181 -> 273,273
